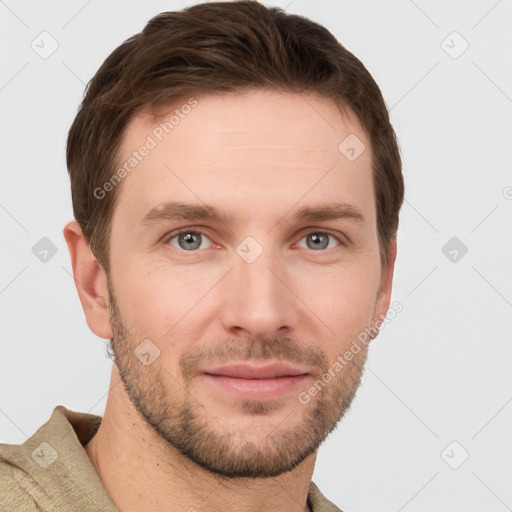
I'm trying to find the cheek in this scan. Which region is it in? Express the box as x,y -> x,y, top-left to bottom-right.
111,246 -> 381,359
305,264 -> 380,353
112,258 -> 216,345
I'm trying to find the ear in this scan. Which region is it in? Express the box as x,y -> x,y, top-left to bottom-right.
372,235 -> 398,335
63,220 -> 112,339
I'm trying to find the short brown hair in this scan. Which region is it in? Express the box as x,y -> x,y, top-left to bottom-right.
66,0 -> 404,274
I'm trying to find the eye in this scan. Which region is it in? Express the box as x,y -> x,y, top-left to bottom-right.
163,229 -> 344,253
296,231 -> 342,251
165,230 -> 214,251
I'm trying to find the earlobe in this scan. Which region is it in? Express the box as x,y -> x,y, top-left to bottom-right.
63,220 -> 113,340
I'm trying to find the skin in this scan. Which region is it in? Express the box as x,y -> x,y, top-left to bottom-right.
64,89 -> 396,512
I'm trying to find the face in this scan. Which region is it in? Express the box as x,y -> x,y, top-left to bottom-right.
105,89 -> 393,478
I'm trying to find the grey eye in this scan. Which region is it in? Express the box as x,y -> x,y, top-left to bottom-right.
306,233 -> 329,250
169,231 -> 211,251
297,232 -> 341,251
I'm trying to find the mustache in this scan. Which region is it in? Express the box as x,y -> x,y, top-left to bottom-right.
180,336 -> 329,382
105,287 -> 330,381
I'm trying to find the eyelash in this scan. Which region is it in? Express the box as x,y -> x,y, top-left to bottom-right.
162,228 -> 346,252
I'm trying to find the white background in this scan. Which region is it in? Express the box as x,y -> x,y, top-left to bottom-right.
1,1 -> 511,511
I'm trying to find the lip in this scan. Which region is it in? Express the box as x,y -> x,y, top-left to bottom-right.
202,362 -> 310,400
204,362 -> 308,379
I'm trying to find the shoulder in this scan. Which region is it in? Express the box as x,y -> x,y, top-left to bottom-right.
0,406 -> 74,511
309,480 -> 344,512
0,443 -> 46,511
0,405 -> 116,512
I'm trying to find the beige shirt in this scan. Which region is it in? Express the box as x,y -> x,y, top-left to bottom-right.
1,406 -> 342,511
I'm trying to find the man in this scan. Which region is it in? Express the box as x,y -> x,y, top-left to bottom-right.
0,1 -> 404,510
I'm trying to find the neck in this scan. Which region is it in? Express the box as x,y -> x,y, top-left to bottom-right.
85,366 -> 316,512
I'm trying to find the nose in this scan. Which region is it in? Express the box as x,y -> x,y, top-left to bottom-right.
218,243 -> 300,340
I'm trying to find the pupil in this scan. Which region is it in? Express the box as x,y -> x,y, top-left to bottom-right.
181,232 -> 200,250
309,233 -> 327,250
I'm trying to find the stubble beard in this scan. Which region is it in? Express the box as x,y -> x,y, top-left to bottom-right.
106,281 -> 370,478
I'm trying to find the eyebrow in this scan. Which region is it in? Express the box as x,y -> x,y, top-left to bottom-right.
139,200 -> 365,227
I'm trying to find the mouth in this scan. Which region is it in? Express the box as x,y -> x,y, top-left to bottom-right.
201,362 -> 310,400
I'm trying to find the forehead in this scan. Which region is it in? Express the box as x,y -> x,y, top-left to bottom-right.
113,89 -> 374,229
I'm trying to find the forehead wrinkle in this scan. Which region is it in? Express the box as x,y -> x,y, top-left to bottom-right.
220,143 -> 317,151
